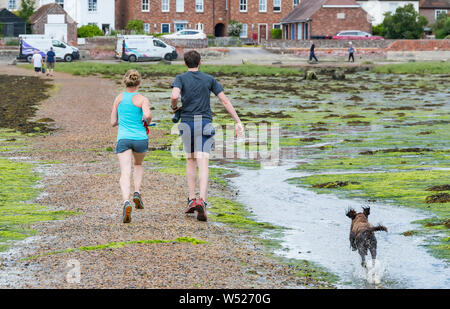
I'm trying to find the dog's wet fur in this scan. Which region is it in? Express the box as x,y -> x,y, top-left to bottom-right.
346,207 -> 387,268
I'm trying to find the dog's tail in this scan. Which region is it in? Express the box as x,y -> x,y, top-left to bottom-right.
370,225 -> 388,232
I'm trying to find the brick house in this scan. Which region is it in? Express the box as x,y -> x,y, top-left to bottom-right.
420,0 -> 450,25
29,2 -> 77,45
115,0 -> 299,41
280,0 -> 371,40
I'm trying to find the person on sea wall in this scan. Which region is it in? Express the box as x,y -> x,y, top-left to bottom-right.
171,50 -> 244,222
309,40 -> 318,63
348,42 -> 355,63
110,70 -> 152,223
32,50 -> 42,76
45,47 -> 56,77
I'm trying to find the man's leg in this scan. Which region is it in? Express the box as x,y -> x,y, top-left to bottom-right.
196,152 -> 209,200
313,54 -> 318,62
186,154 -> 197,200
118,150 -> 133,202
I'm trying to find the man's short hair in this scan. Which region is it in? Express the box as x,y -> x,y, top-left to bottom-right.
184,50 -> 201,68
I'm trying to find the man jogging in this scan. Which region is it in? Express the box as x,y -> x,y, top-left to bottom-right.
45,47 -> 56,77
309,40 -> 318,63
171,50 -> 243,222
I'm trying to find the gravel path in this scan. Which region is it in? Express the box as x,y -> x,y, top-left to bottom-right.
0,64 -> 328,289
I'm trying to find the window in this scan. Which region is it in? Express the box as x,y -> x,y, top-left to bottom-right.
162,0 -> 170,12
337,13 -> 345,19
161,23 -> 170,33
7,0 -> 17,10
293,0 -> 300,5
55,0 -> 64,9
240,0 -> 247,12
435,9 -> 448,20
176,0 -> 184,12
142,0 -> 150,12
274,0 -> 281,12
259,0 -> 267,12
196,0 -> 204,12
240,24 -> 248,38
195,23 -> 204,31
153,40 -> 166,48
52,40 -> 66,48
175,23 -> 185,32
88,0 -> 97,12
273,24 -> 281,29
144,23 -> 150,33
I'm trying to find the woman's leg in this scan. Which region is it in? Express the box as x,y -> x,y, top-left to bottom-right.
132,151 -> 147,193
118,150 -> 133,202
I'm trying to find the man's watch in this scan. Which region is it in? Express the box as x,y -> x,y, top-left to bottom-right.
171,105 -> 178,111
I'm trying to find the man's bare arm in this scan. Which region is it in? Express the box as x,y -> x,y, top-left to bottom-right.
171,87 -> 181,111
217,92 -> 244,137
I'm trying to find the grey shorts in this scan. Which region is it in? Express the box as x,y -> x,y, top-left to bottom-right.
116,139 -> 148,154
47,62 -> 55,69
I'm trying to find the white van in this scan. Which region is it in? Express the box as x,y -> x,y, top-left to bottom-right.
116,35 -> 178,62
18,35 -> 80,63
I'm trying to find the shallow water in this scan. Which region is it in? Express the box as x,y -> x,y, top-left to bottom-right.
230,165 -> 450,289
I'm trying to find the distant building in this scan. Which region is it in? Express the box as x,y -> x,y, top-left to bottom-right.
115,0 -> 298,42
29,2 -> 77,44
38,0 -> 115,32
0,0 -> 39,12
419,0 -> 449,25
281,0 -> 371,40
357,0 -> 420,25
0,8 -> 26,36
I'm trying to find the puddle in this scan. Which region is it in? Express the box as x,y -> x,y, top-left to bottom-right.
230,165 -> 449,288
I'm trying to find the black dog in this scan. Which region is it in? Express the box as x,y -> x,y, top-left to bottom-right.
346,207 -> 387,268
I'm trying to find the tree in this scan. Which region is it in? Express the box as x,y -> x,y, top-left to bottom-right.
271,28 -> 282,39
433,12 -> 450,39
77,24 -> 104,38
18,0 -> 35,23
382,4 -> 428,39
372,23 -> 385,37
227,20 -> 242,37
126,19 -> 144,34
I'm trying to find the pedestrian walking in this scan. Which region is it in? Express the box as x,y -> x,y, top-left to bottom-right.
348,42 -> 355,63
110,70 -> 152,223
45,47 -> 56,77
309,40 -> 318,63
171,50 -> 243,222
32,50 -> 43,76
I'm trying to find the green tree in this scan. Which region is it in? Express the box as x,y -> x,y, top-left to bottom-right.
126,19 -> 144,34
18,0 -> 35,23
227,20 -> 242,37
77,24 -> 104,38
382,4 -> 428,39
433,12 -> 450,39
372,23 -> 386,37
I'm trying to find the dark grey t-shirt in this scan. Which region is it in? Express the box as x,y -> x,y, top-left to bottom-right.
171,71 -> 224,121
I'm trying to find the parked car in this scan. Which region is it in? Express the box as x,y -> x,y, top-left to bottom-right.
162,30 -> 206,40
18,35 -> 80,63
333,31 -> 384,40
116,35 -> 178,62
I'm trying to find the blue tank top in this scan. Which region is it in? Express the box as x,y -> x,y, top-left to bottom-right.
117,92 -> 148,141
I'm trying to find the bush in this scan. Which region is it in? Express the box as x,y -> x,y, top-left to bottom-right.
271,28 -> 282,39
433,12 -> 450,39
5,39 -> 19,46
382,4 -> 428,39
78,24 -> 104,38
126,19 -> 144,34
228,20 -> 242,37
372,24 -> 385,37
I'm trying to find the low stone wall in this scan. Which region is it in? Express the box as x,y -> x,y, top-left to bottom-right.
262,39 -> 394,49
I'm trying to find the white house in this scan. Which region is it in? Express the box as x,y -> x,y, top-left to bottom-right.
38,0 -> 115,32
357,0 -> 420,25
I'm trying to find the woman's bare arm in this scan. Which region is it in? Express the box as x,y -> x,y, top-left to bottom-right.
142,97 -> 152,123
110,94 -> 122,127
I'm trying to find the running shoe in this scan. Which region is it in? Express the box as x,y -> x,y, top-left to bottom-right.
122,201 -> 132,223
133,192 -> 144,209
184,198 -> 196,214
195,199 -> 208,222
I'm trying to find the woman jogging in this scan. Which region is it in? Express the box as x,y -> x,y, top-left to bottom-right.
111,70 -> 152,223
